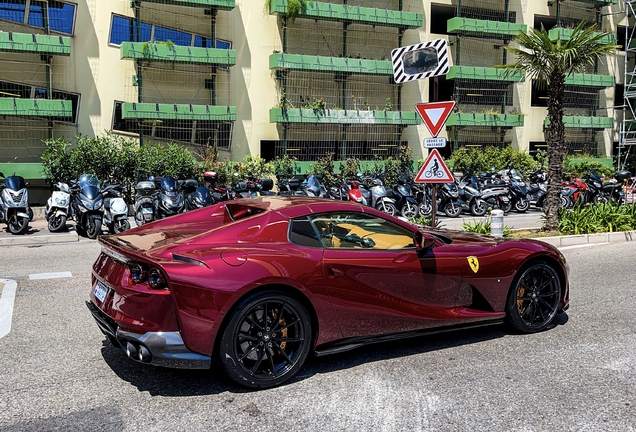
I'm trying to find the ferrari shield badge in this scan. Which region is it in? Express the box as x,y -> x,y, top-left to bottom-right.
467,256 -> 479,273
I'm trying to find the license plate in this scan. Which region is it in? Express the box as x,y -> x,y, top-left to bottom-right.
93,281 -> 109,303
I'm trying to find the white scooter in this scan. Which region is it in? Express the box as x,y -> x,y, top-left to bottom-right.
102,183 -> 130,234
44,182 -> 71,232
0,172 -> 33,234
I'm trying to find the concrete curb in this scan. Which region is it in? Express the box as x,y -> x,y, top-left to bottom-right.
534,231 -> 635,248
0,231 -> 78,247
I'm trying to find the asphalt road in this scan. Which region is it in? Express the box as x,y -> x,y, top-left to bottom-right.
0,240 -> 634,431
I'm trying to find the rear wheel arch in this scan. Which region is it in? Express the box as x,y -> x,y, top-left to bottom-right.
212,283 -> 319,358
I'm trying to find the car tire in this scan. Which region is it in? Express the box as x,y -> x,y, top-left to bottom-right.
505,261 -> 562,333
218,290 -> 312,389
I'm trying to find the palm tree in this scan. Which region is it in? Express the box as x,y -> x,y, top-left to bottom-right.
498,21 -> 617,231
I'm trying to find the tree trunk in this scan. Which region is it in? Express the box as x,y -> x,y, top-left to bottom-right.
545,70 -> 566,231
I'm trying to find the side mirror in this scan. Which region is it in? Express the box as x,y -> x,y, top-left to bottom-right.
414,231 -> 435,252
25,182 -> 30,186
0,172 -> 4,178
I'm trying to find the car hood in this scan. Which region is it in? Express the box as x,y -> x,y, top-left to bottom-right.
426,228 -> 503,247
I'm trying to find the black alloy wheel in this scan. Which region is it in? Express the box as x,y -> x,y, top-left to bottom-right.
218,290 -> 312,389
443,202 -> 461,218
85,217 -> 102,239
113,218 -> 130,234
506,261 -> 562,333
470,200 -> 488,217
8,215 -> 28,234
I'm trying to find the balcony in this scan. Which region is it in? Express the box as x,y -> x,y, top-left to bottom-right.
446,66 -> 524,82
269,53 -> 392,75
447,17 -> 526,38
269,108 -> 420,125
0,31 -> 70,56
0,98 -> 72,117
138,0 -> 235,10
121,102 -> 236,121
543,116 -> 614,129
548,28 -> 616,44
565,73 -> 614,88
269,0 -> 422,29
446,113 -> 524,128
120,42 -> 236,66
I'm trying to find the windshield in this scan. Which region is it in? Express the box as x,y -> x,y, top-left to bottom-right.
81,184 -> 101,200
160,177 -> 178,192
5,175 -> 26,190
78,174 -> 100,188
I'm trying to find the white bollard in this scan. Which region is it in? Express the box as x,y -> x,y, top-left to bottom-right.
491,209 -> 504,237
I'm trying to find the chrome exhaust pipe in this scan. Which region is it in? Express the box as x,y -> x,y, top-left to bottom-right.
138,345 -> 151,363
126,342 -> 138,358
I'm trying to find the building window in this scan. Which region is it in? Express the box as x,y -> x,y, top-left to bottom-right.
112,101 -> 233,148
0,80 -> 79,124
109,14 -> 232,54
0,0 -> 75,34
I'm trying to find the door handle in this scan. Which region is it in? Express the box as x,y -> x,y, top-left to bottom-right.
329,267 -> 344,278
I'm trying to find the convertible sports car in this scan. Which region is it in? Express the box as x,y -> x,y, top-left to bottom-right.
87,196 -> 569,388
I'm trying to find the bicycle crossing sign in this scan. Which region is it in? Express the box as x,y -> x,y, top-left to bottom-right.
414,149 -> 454,183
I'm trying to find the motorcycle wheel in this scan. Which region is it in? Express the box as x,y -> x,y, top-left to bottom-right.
444,202 -> 462,218
400,202 -> 419,219
593,195 -> 609,204
418,201 -> 432,216
514,199 -> 530,213
470,200 -> 488,217
113,218 -> 131,234
8,216 -> 29,235
86,217 -> 102,239
560,195 -> 571,209
48,214 -> 67,232
501,200 -> 513,214
376,202 -> 397,217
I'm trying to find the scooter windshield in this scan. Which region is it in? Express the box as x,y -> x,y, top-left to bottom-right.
307,176 -> 321,195
81,184 -> 101,200
5,175 -> 26,191
78,175 -> 100,188
160,177 -> 178,192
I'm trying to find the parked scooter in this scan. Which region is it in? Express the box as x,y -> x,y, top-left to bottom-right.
45,181 -> 71,232
153,176 -> 185,219
69,174 -> 104,239
389,174 -> 419,219
505,169 -> 530,213
102,183 -> 130,233
0,172 -> 32,234
134,180 -> 156,226
183,179 -> 213,211
203,171 -> 235,202
456,175 -> 488,216
437,182 -> 463,218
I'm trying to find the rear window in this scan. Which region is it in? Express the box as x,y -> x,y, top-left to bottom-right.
225,203 -> 265,222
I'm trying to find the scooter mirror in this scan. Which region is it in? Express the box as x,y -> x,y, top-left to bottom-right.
0,172 -> 4,178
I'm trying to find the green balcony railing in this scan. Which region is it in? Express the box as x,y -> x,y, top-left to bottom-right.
0,98 -> 72,117
446,113 -> 524,128
446,66 -> 524,82
121,102 -> 236,121
447,17 -> 526,38
543,116 -> 614,129
138,0 -> 235,10
565,73 -> 614,87
269,0 -> 422,29
120,42 -> 236,65
0,31 -> 70,56
548,28 -> 616,44
270,108 -> 420,125
269,53 -> 392,75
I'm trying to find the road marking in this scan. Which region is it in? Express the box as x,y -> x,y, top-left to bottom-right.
29,271 -> 73,280
0,279 -> 17,339
560,242 -> 609,251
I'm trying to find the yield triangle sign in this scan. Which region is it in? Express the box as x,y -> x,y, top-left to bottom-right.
414,149 -> 454,183
415,101 -> 455,137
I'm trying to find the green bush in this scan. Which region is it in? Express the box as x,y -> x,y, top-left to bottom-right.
271,155 -> 300,183
451,146 -> 540,175
558,203 -> 636,234
340,157 -> 361,180
563,155 -> 614,179
462,217 -> 513,238
309,152 -> 338,188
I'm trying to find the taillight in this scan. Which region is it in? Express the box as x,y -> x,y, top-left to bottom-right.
128,263 -> 168,290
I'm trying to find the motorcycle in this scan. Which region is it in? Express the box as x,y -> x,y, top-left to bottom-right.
505,169 -> 530,213
69,174 -> 104,239
102,183 -> 130,234
437,182 -> 462,218
278,178 -> 308,196
183,179 -> 213,211
45,181 -> 71,232
389,174 -> 419,219
134,180 -> 156,226
0,172 -> 32,235
412,182 -> 433,216
457,175 -> 488,216
153,176 -> 185,219
203,171 -> 235,202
